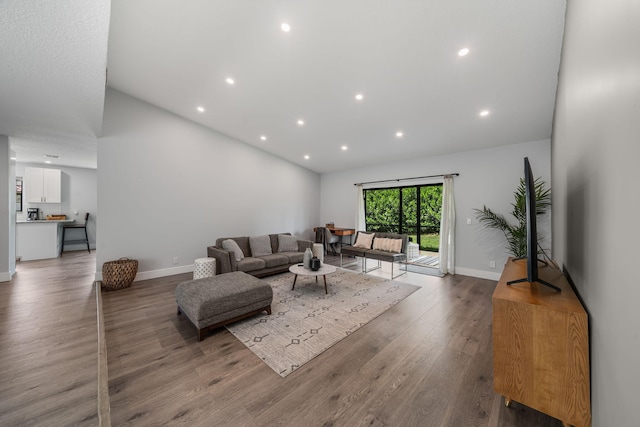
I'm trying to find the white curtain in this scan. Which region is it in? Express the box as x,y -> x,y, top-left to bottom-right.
355,184 -> 365,231
439,175 -> 455,275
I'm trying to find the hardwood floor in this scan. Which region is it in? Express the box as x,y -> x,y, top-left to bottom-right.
0,251 -> 99,426
1,252 -> 563,426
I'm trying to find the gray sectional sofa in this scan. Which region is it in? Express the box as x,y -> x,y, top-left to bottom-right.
207,233 -> 313,278
340,231 -> 409,279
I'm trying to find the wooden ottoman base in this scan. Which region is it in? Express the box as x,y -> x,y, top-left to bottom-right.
177,305 -> 271,341
175,271 -> 273,341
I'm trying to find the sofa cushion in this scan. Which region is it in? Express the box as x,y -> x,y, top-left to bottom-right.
341,246 -> 368,257
353,232 -> 375,249
279,251 -> 304,264
277,234 -> 299,252
222,239 -> 245,261
236,257 -> 267,272
249,235 -> 272,257
258,254 -> 290,268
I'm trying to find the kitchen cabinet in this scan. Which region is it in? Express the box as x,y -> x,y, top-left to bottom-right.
25,167 -> 61,203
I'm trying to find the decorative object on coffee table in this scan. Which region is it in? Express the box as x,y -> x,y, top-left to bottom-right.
303,247 -> 312,269
193,257 -> 216,279
289,263 -> 337,294
101,257 -> 138,291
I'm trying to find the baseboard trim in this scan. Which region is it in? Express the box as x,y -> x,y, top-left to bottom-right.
94,264 -> 194,282
95,281 -> 111,427
455,267 -> 501,281
0,271 -> 11,283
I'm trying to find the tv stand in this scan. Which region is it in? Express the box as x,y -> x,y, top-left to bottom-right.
507,257 -> 561,292
493,258 -> 591,426
507,276 -> 562,292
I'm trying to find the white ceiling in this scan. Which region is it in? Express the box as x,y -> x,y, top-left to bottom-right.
0,0 -> 110,169
1,0 -> 566,174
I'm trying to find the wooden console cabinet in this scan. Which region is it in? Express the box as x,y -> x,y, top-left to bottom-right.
493,258 -> 591,427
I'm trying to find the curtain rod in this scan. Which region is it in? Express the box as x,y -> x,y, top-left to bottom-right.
354,173 -> 459,186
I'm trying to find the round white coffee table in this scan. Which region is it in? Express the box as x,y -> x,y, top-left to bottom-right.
289,264 -> 337,294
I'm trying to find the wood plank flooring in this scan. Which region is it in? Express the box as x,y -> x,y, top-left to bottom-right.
1,252 -> 563,426
0,251 -> 99,426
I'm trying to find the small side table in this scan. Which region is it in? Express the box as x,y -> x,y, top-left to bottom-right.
194,257 -> 216,280
407,242 -> 420,260
312,243 -> 324,263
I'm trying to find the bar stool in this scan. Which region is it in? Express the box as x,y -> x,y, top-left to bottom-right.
61,213 -> 90,254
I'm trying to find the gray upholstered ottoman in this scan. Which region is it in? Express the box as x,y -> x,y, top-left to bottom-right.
175,271 -> 273,341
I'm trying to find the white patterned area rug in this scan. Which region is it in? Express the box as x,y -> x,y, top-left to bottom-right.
225,268 -> 420,377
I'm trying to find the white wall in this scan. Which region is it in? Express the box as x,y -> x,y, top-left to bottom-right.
16,163 -> 97,250
552,0 -> 640,425
0,135 -> 16,282
320,139 -> 551,280
97,89 -> 321,280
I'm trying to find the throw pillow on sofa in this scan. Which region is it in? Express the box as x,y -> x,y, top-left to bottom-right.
373,237 -> 390,251
388,238 -> 402,253
222,239 -> 245,261
353,232 -> 375,249
249,235 -> 273,257
277,234 -> 299,252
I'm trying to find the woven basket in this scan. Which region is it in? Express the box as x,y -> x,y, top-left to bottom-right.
102,258 -> 138,291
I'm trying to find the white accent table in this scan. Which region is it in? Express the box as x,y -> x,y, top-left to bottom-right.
289,264 -> 337,294
193,258 -> 216,279
312,243 -> 324,263
406,242 -> 420,260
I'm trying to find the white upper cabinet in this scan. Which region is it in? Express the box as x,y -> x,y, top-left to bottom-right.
25,167 -> 61,203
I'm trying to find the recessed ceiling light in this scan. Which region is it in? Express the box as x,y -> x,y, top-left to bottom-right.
281,23 -> 291,32
197,106 -> 205,113
226,77 -> 235,85
297,119 -> 305,126
260,135 -> 267,141
480,110 -> 490,117
304,155 -> 310,160
10,156 -> 16,160
341,145 -> 348,151
45,160 -> 52,164
355,93 -> 364,101
395,131 -> 404,138
458,48 -> 470,57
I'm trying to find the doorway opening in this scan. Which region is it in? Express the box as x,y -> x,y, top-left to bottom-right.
363,184 -> 442,269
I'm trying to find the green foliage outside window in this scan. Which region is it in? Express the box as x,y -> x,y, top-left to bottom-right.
364,185 -> 442,251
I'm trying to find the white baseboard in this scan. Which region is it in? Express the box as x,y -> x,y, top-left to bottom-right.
0,271 -> 11,283
95,264 -> 194,282
454,267 -> 501,281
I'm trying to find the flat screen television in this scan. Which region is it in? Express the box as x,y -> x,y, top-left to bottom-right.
507,157 -> 561,292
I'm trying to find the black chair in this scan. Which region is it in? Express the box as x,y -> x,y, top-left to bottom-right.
61,213 -> 90,254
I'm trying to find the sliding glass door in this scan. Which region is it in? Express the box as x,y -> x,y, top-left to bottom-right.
364,184 -> 442,252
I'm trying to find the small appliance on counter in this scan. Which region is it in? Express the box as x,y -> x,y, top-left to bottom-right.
27,208 -> 39,221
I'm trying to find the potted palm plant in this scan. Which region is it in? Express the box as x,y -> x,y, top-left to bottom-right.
474,177 -> 551,257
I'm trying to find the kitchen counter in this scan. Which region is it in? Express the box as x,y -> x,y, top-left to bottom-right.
16,219 -> 76,261
17,219 -> 75,224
